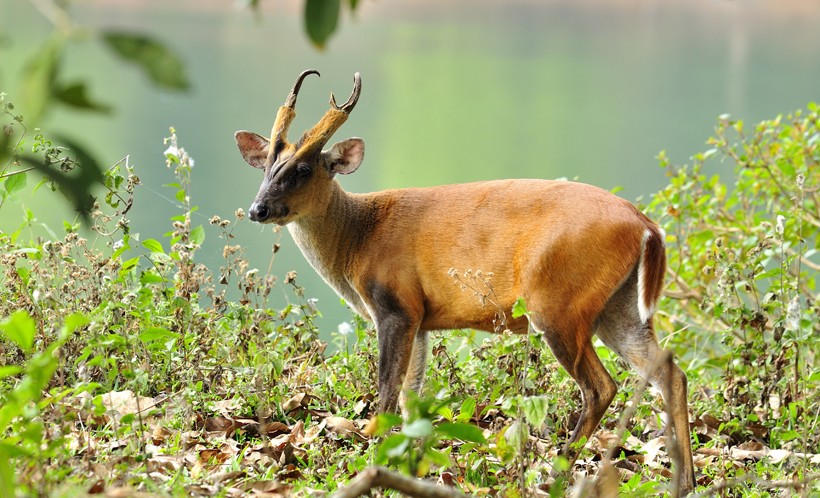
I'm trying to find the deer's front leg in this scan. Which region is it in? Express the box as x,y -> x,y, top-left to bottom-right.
369,284 -> 421,414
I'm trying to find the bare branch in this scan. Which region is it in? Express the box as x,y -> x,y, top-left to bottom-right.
0,166 -> 36,179
330,466 -> 469,498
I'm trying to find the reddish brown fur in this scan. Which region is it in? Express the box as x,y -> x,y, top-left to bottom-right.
235,71 -> 695,495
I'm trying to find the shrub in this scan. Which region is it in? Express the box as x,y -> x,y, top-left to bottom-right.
647,105 -> 819,454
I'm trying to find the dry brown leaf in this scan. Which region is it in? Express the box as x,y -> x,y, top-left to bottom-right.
439,471 -> 457,487
594,462 -> 620,498
351,398 -> 369,418
301,419 -> 326,444
101,390 -> 157,417
104,487 -> 156,498
290,420 -> 305,442
282,393 -> 309,413
151,426 -> 173,445
641,436 -> 666,466
767,449 -> 792,464
244,448 -> 275,467
278,464 -> 304,481
203,416 -> 235,433
242,480 -> 291,493
594,430 -> 620,450
325,416 -> 366,441
211,470 -> 246,483
696,447 -> 722,457
147,455 -> 183,474
213,398 -> 242,416
737,440 -> 764,451
199,448 -> 232,466
88,479 -> 105,494
259,421 -> 289,436
694,454 -> 716,469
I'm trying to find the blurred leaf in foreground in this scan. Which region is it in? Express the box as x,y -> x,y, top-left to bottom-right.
305,0 -> 340,49
102,31 -> 191,91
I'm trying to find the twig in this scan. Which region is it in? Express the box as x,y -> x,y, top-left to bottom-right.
662,353 -> 683,498
29,0 -> 75,34
0,166 -> 36,179
330,466 -> 469,498
595,350 -> 685,497
602,351 -> 670,463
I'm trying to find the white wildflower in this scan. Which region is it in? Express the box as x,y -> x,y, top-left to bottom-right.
786,296 -> 801,331
337,322 -> 353,336
775,215 -> 786,235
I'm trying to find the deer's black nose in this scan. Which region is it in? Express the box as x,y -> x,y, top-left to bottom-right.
249,202 -> 269,222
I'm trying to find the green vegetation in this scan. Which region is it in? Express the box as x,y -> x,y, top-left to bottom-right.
1,95 -> 818,496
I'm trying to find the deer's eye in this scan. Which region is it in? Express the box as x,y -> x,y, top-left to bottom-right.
296,165 -> 312,179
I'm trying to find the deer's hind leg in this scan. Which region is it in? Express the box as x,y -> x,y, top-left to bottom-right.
595,270 -> 695,495
399,329 -> 429,414
530,312 -> 618,472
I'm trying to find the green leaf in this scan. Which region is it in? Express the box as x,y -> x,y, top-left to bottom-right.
305,0 -> 340,49
142,238 -> 164,253
120,256 -> 140,273
349,0 -> 359,10
63,313 -> 90,336
367,413 -> 402,436
425,447 -> 451,468
378,434 -> 409,461
190,225 -> 205,246
4,172 -> 26,197
21,36 -> 63,123
139,327 -> 179,344
456,396 -> 477,423
102,32 -> 190,91
402,418 -> 434,439
0,365 -> 23,379
521,395 -> 549,428
779,429 -> 800,442
512,297 -> 528,318
0,445 -> 16,498
139,271 -> 164,284
53,82 -> 112,113
504,420 -> 527,451
0,310 -> 37,353
437,422 -> 486,444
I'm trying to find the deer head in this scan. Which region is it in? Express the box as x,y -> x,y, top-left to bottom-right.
235,70 -> 364,224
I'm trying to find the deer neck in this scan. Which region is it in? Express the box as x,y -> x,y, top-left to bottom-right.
287,181 -> 370,317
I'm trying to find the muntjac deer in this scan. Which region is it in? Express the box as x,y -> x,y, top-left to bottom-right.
235,70 -> 695,494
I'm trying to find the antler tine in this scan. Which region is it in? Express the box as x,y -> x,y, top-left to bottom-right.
329,72 -> 362,113
292,72 -> 362,159
270,70 -> 321,157
285,69 -> 320,109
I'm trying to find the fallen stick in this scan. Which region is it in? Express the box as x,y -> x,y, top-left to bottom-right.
330,466 -> 469,498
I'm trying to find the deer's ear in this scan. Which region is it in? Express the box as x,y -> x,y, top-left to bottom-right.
235,131 -> 270,169
325,138 -> 364,175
